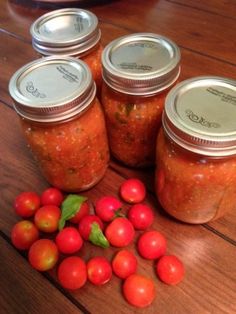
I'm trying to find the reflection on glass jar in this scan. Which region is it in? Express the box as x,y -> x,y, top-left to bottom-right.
30,8 -> 103,94
9,56 -> 109,192
156,76 -> 236,223
101,33 -> 181,167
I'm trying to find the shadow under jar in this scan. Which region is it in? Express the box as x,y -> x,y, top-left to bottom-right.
9,56 -> 109,192
30,8 -> 103,94
156,76 -> 236,224
101,33 -> 181,167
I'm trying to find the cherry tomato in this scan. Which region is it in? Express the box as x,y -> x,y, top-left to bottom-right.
41,187 -> 64,207
87,256 -> 112,285
58,256 -> 87,290
137,230 -> 167,260
78,215 -> 109,248
69,200 -> 90,224
120,179 -> 146,204
78,215 -> 104,240
123,274 -> 156,308
105,217 -> 135,247
95,196 -> 122,222
128,204 -> 154,230
14,191 -> 40,218
11,220 -> 39,250
56,227 -> 83,254
112,249 -> 137,279
156,255 -> 185,285
34,205 -> 61,233
28,239 -> 59,271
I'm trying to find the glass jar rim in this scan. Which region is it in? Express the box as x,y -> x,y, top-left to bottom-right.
102,33 -> 181,95
31,8 -> 101,57
9,56 -> 96,123
163,76 -> 236,157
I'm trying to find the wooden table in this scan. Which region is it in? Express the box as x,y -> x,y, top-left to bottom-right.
1,1 -> 236,313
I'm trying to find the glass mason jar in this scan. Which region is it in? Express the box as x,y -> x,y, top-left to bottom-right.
30,8 -> 103,94
101,33 -> 181,167
156,76 -> 236,224
9,56 -> 109,192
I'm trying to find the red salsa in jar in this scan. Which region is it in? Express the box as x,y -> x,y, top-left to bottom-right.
156,77 -> 236,223
101,33 -> 181,167
9,56 -> 109,192
30,8 -> 103,94
102,84 -> 167,167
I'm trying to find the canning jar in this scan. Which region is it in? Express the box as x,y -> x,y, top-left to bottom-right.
156,76 -> 236,224
101,33 -> 181,167
9,56 -> 109,192
30,8 -> 103,93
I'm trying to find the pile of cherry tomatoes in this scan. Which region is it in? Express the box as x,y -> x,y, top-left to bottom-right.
11,178 -> 184,308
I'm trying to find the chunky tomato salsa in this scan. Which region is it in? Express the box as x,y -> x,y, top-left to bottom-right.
21,99 -> 109,192
102,84 -> 167,167
82,44 -> 103,95
156,129 -> 236,223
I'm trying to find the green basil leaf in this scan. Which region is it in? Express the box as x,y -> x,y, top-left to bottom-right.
58,194 -> 87,230
89,223 -> 110,248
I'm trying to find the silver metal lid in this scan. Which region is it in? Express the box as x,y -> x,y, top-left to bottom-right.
102,33 -> 181,95
163,76 -> 236,156
9,56 -> 96,123
30,8 -> 101,56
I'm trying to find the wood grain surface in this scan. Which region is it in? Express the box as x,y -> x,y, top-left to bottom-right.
1,0 -> 236,313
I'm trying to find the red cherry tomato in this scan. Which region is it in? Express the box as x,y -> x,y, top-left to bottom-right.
41,187 -> 64,207
128,204 -> 154,230
123,274 -> 156,308
120,179 -> 146,204
95,196 -> 122,222
34,205 -> 61,233
137,230 -> 167,260
105,217 -> 135,247
78,215 -> 109,248
156,255 -> 185,285
28,239 -> 59,271
58,256 -> 87,290
14,191 -> 41,218
78,215 -> 104,240
11,220 -> 39,250
87,256 -> 112,285
69,201 -> 90,224
112,249 -> 137,279
56,227 -> 83,254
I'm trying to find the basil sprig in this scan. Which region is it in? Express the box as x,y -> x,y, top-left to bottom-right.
58,194 -> 87,230
89,223 -> 110,248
